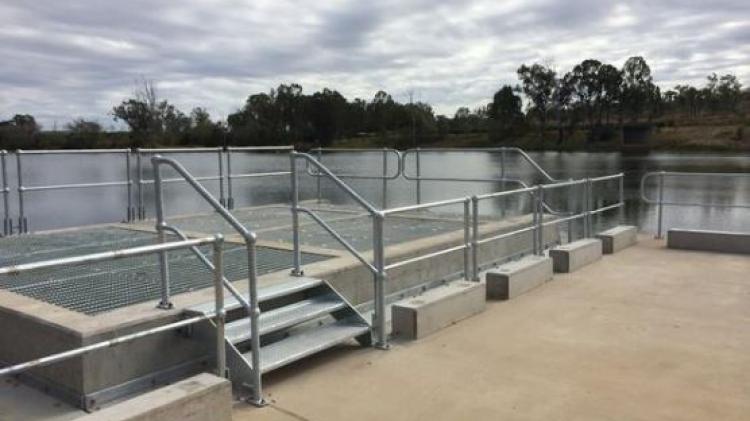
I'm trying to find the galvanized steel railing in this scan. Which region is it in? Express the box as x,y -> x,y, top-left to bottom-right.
14,149 -> 134,233
306,148 -> 402,208
0,236 -> 229,381
1,150 -> 9,236
640,171 -> 750,238
226,146 -> 293,209
150,155 -> 264,405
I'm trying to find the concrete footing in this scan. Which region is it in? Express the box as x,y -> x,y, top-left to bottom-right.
549,238 -> 602,273
391,281 -> 485,340
596,225 -> 637,254
667,229 -> 750,254
73,373 -> 231,421
485,255 -> 553,300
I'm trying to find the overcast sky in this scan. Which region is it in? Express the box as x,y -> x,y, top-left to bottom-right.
1,0 -> 748,129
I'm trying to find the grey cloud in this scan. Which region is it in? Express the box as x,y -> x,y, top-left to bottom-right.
0,0 -> 747,127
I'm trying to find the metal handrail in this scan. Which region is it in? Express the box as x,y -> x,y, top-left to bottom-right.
0,236 -> 228,381
401,147 -> 561,183
14,149 -> 134,233
1,150 -> 9,236
225,146 -> 294,209
137,148 -> 225,217
150,155 -> 264,406
289,151 -> 387,348
640,171 -> 750,238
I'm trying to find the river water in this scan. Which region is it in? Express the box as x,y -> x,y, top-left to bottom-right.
2,150 -> 748,235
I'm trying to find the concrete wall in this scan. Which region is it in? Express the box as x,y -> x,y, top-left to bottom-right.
667,229 -> 750,255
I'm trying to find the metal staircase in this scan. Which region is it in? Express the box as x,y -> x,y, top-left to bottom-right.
185,277 -> 370,395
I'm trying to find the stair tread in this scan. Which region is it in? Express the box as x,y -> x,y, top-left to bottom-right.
225,292 -> 347,343
249,318 -> 370,374
186,277 -> 324,315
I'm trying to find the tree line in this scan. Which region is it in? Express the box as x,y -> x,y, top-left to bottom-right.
0,56 -> 745,149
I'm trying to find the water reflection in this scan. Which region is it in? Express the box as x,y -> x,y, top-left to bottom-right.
1,150 -> 748,234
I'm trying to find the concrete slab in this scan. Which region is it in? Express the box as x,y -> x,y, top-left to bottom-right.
486,255 -> 553,300
549,238 -> 602,273
235,235 -> 750,421
391,281 -> 485,339
73,373 -> 231,421
667,229 -> 750,255
596,225 -> 637,254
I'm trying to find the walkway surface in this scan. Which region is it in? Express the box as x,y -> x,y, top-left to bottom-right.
234,236 -> 750,421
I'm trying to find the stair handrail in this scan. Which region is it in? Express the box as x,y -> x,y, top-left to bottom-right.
289,152 -> 388,348
151,155 -> 264,406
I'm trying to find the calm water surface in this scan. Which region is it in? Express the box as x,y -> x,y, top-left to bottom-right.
3,150 -> 748,235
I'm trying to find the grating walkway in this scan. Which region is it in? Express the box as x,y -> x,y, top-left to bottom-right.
0,227 -> 329,315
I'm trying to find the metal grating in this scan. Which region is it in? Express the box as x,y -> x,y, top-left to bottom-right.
0,227 -> 329,315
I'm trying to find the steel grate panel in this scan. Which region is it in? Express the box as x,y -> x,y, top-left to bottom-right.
0,227 -> 329,315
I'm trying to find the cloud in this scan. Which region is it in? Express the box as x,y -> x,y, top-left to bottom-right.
0,0 -> 747,127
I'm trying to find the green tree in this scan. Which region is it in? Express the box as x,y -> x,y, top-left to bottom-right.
488,85 -> 523,142
517,63 -> 556,139
620,56 -> 654,121
64,118 -> 103,148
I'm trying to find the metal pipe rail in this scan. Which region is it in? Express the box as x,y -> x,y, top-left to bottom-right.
225,146 -> 294,209
0,236 -> 228,381
150,155 -> 264,406
640,171 -> 750,238
306,148 -> 402,208
289,152 -> 387,348
14,149 -> 134,233
1,150 -> 9,236
137,148 -> 225,217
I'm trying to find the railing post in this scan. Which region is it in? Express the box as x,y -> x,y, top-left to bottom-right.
471,196 -> 480,282
656,171 -> 665,239
500,149 -> 506,218
382,148 -> 388,208
1,151 -> 10,235
136,149 -> 145,219
245,232 -> 265,406
16,151 -> 27,233
587,178 -> 594,236
531,189 -> 539,254
536,185 -> 544,255
372,212 -> 389,349
152,157 -> 173,309
463,198 -> 471,281
290,153 -> 303,276
212,235 -> 226,378
316,148 -> 322,204
218,149 -> 226,208
125,151 -> 134,222
415,147 -> 422,205
618,174 -> 625,225
226,148 -> 234,209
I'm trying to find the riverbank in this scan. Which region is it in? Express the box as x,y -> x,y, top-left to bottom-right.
332,123 -> 750,152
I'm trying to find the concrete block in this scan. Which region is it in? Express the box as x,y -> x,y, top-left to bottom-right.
667,229 -> 750,255
596,225 -> 638,254
74,373 -> 231,421
392,281 -> 485,340
549,238 -> 602,273
485,255 -> 553,300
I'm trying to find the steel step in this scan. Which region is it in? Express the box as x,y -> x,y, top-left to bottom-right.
249,317 -> 370,374
224,291 -> 347,343
186,277 -> 324,315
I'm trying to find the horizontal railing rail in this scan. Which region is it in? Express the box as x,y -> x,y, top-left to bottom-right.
0,236 -> 228,381
225,146 -> 294,209
640,171 -> 750,238
14,149 -> 134,233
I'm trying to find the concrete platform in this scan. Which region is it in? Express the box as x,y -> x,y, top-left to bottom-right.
0,201 -> 553,411
73,373 -> 231,421
391,281 -> 485,339
549,238 -> 602,273
485,255 -> 553,300
667,229 -> 750,255
596,225 -> 637,254
236,235 -> 750,421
